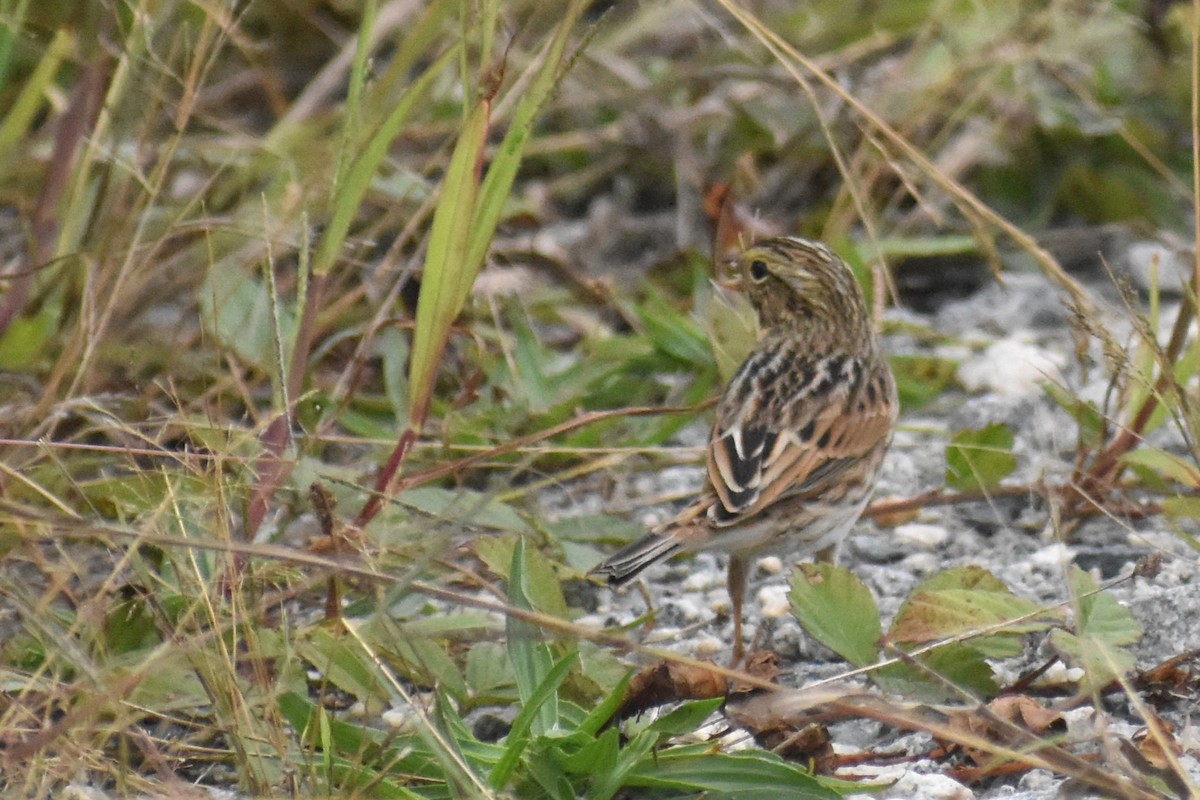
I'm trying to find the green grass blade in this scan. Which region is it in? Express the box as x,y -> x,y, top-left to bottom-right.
312,46 -> 457,278
407,91 -> 489,426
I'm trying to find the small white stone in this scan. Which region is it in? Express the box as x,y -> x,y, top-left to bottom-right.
382,704 -> 418,729
1060,706 -> 1096,738
669,597 -> 705,622
899,552 -> 940,576
694,633 -> 725,657
1030,542 -> 1076,567
682,568 -> 718,591
957,337 -> 1065,395
1036,660 -> 1085,685
894,522 -> 949,549
757,584 -> 792,619
757,555 -> 784,574
889,771 -> 975,800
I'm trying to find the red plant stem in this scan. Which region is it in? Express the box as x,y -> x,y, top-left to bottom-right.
243,273 -> 327,540
354,427 -> 417,528
0,57 -> 108,335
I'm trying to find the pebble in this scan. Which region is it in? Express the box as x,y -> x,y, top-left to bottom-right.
894,522 -> 949,548
957,337 -> 1065,395
694,633 -> 725,657
757,555 -> 784,574
756,584 -> 791,618
1029,542 -> 1077,567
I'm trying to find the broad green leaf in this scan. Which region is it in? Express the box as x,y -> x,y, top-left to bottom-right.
637,288 -> 716,367
648,697 -> 724,737
1050,565 -> 1142,691
697,284 -> 757,384
0,303 -> 60,371
945,422 -> 1017,491
874,643 -> 997,702
397,487 -> 535,535
890,566 -> 1055,647
789,563 -> 881,667
295,627 -> 391,704
199,264 -> 295,370
476,533 -> 569,620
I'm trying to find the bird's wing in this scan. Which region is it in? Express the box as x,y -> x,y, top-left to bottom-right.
705,348 -> 895,525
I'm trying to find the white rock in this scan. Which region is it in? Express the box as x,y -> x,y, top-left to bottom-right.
894,522 -> 949,548
756,584 -> 792,619
694,633 -> 725,657
957,337 -> 1066,395
1030,542 -> 1077,567
757,555 -> 784,574
683,568 -> 718,591
889,771 -> 975,799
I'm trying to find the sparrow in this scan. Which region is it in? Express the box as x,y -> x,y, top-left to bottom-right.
590,236 -> 898,660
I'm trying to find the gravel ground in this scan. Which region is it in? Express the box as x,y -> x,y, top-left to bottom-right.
565,254 -> 1200,799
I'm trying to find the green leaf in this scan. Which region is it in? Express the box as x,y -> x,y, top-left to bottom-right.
489,649 -> 577,789
636,288 -> 716,368
0,298 -> 59,371
476,533 -> 569,619
891,354 -> 958,410
890,566 -> 1056,647
625,748 -> 838,798
1049,565 -> 1142,691
648,697 -> 725,737
874,643 -> 998,702
1042,382 -> 1105,448
1120,447 -> 1200,489
506,538 -> 560,738
789,563 -> 881,667
945,422 -> 1017,491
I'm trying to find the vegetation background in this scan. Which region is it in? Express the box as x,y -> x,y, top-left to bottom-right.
0,1 -> 1197,797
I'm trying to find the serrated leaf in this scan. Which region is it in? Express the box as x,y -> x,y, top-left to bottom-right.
890,566 -> 1055,645
789,563 -> 881,667
945,422 -> 1017,491
1052,565 -> 1142,690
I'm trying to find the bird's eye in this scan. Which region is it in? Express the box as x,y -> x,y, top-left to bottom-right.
749,259 -> 770,282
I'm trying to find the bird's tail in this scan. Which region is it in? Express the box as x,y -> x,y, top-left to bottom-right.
588,532 -> 682,586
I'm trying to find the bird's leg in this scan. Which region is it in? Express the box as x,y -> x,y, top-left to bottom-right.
727,553 -> 747,664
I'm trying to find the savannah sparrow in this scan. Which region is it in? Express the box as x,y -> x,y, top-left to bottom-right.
590,236 -> 898,660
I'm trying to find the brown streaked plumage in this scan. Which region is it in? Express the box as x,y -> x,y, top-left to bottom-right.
589,236 -> 898,660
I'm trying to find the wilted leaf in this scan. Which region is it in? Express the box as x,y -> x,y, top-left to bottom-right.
616,660 -> 727,720
789,563 -> 881,667
945,422 -> 1017,491
944,695 -> 1065,768
890,566 -> 1055,650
